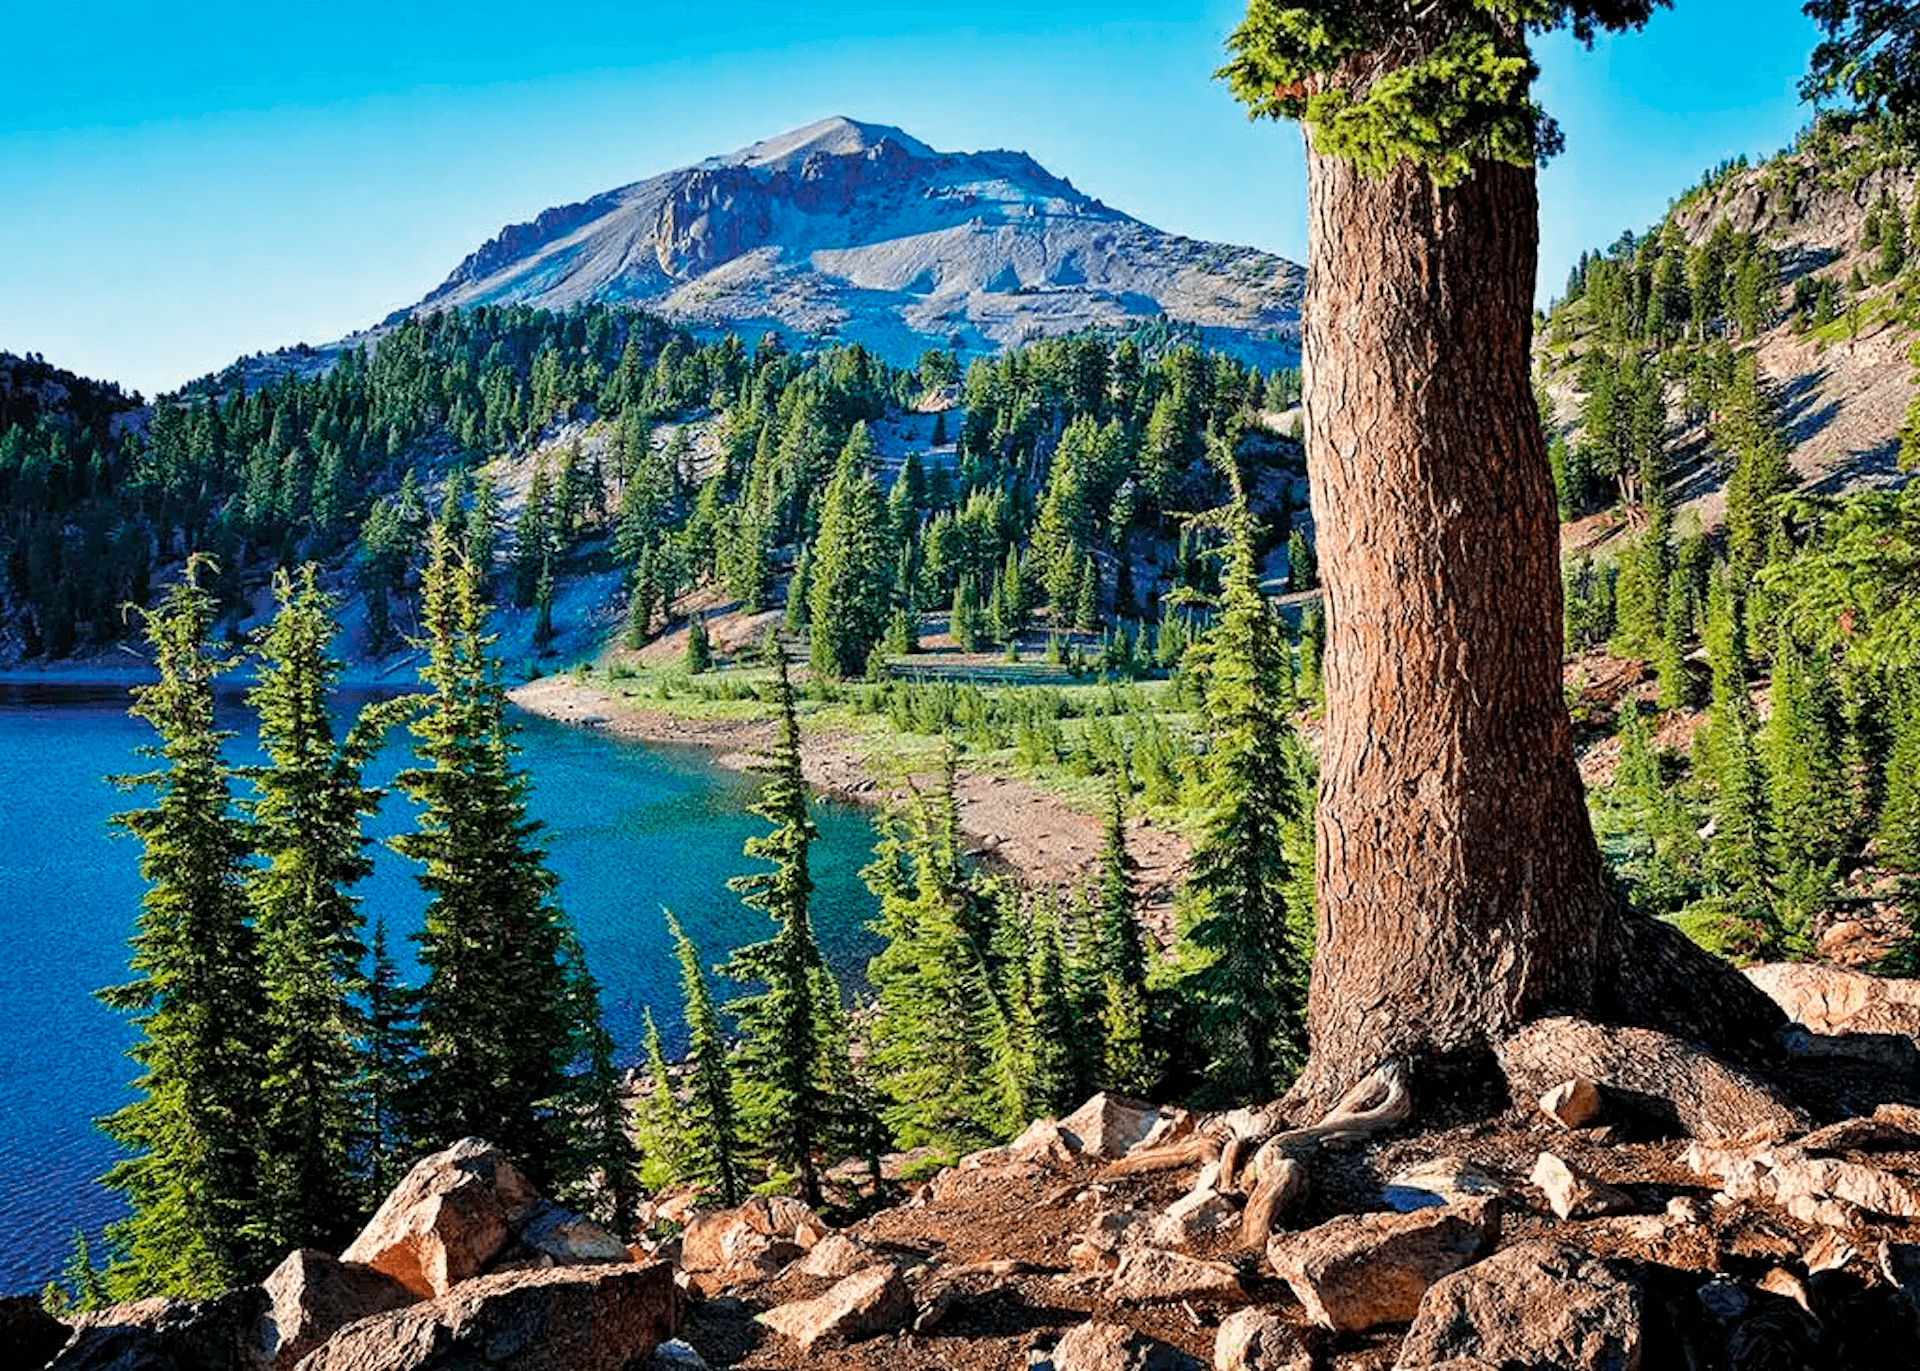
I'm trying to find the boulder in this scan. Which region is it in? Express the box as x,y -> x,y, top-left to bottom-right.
1539,1078 -> 1603,1130
755,1264 -> 913,1354
1687,1140 -> 1920,1224
1529,1153 -> 1635,1221
1010,1118 -> 1080,1166
1384,1158 -> 1513,1213
1745,963 -> 1920,1037
1266,1200 -> 1500,1333
1149,1185 -> 1239,1248
1106,1248 -> 1246,1305
2,1295 -> 70,1370
1059,1094 -> 1163,1160
678,1196 -> 822,1275
1069,1208 -> 1150,1271
649,1341 -> 710,1370
1043,1320 -> 1203,1371
797,1232 -> 875,1280
340,1138 -> 540,1299
250,1249 -> 414,1371
55,1289 -> 267,1371
1500,1017 -> 1809,1141
1212,1307 -> 1311,1371
292,1261 -> 678,1371
1799,1103 -> 1920,1155
515,1204 -> 629,1268
1394,1241 -> 1643,1371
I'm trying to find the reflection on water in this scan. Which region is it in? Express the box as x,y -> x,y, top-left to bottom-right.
0,680 -> 879,1294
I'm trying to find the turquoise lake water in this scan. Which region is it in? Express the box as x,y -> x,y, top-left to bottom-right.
0,681 -> 881,1296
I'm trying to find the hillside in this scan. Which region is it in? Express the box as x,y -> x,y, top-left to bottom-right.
400,116 -> 1302,367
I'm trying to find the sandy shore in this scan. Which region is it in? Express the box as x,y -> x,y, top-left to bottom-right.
508,674 -> 1191,943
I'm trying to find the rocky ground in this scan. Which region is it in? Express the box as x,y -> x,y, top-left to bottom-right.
17,959 -> 1920,1371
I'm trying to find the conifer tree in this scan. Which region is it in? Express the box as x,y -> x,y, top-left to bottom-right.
686,614 -> 712,675
950,577 -> 981,653
666,910 -> 744,1205
1096,783 -> 1146,992
554,928 -> 639,1234
362,916 -> 420,1199
634,1012 -> 691,1193
1763,636 -> 1847,934
1174,509 -> 1311,1100
394,529 -> 581,1178
807,424 -> 892,679
99,558 -> 267,1296
1880,680 -> 1920,875
245,567 -> 398,1255
722,655 -> 840,1204
1015,901 -> 1078,1117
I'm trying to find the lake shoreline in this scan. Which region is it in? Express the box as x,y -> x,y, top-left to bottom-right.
506,674 -> 1192,942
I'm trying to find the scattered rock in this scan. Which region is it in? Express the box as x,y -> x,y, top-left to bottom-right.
1384,1158 -> 1513,1213
55,1289 -> 267,1371
340,1138 -> 540,1299
3,1296 -> 72,1370
1799,1103 -> 1920,1154
1539,1078 -> 1604,1130
1060,1094 -> 1164,1160
1687,1140 -> 1920,1224
797,1232 -> 875,1280
679,1196 -> 823,1276
515,1204 -> 629,1268
1666,1195 -> 1709,1225
1500,1017 -> 1810,1141
250,1249 -> 414,1371
649,1341 -> 710,1370
1044,1319 -> 1204,1371
1781,1026 -> 1920,1073
1266,1200 -> 1500,1333
1530,1153 -> 1635,1220
1011,1118 -> 1080,1167
1745,963 -> 1920,1037
1148,1185 -> 1238,1248
756,1265 -> 913,1354
1070,1208 -> 1150,1271
1394,1240 -> 1644,1371
293,1261 -> 678,1371
1212,1307 -> 1310,1371
1105,1248 -> 1246,1305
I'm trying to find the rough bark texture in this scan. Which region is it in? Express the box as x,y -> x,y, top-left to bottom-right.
1292,45 -> 1785,1109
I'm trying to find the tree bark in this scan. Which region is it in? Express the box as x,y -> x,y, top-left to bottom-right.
1291,124 -> 1783,1110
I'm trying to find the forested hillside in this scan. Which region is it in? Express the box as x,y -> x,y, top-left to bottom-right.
1536,112 -> 1920,967
0,309 -> 1300,672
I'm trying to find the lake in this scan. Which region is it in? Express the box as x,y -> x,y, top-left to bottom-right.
0,680 -> 881,1296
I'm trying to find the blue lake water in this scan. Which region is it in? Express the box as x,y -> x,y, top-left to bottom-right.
0,681 -> 881,1296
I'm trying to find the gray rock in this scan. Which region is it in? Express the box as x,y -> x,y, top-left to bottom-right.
292,1262 -> 678,1371
1394,1240 -> 1642,1370
1529,1153 -> 1635,1221
1267,1200 -> 1500,1333
515,1203 -> 629,1268
1212,1307 -> 1310,1371
1046,1320 -> 1203,1371
2,1295 -> 70,1370
755,1265 -> 912,1354
1383,1158 -> 1513,1213
649,1341 -> 710,1370
250,1249 -> 414,1371
54,1289 -> 267,1371
1106,1248 -> 1245,1305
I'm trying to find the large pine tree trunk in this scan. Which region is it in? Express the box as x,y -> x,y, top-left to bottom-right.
1291,129 -> 1782,1111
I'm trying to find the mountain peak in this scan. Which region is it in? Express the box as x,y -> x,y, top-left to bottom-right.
713,117 -> 936,172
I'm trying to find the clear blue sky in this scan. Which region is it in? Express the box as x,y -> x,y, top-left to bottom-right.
0,2 -> 1824,398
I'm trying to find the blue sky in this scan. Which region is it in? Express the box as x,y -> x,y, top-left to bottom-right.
1,2 -> 1823,397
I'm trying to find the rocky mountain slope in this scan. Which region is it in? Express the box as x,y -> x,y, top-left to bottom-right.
399,117 -> 1301,365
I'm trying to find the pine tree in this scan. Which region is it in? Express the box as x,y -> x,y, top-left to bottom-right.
864,757 -> 1023,1149
393,529 -> 581,1179
1763,636 -> 1846,939
666,910 -> 744,1205
950,577 -> 981,653
362,916 -> 420,1200
1174,509 -> 1311,1100
807,424 -> 892,680
634,1012 -> 691,1194
245,567 -> 398,1255
722,656 -> 841,1204
99,558 -> 268,1296
1096,783 -> 1146,993
686,614 -> 712,675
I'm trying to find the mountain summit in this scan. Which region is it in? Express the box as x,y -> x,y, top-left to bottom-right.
407,117 -> 1300,360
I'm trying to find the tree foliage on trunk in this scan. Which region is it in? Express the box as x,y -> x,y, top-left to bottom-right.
245,567 -> 399,1254
394,529 -> 582,1179
722,655 -> 842,1204
99,559 -> 267,1296
667,909 -> 745,1206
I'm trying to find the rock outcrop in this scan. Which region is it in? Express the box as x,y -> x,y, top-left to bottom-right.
340,1138 -> 541,1299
